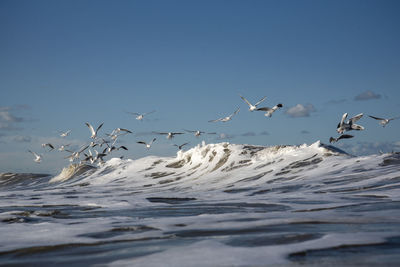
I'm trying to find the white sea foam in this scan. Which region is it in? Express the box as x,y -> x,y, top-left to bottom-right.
1,141 -> 399,266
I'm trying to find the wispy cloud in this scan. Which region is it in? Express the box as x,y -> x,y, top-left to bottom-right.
0,105 -> 32,131
285,104 -> 316,118
216,133 -> 236,140
354,90 -> 381,101
241,132 -> 256,137
13,135 -> 32,143
259,131 -> 269,136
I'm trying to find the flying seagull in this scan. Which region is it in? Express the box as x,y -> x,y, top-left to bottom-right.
28,150 -> 42,163
368,115 -> 400,127
85,122 -> 104,139
209,107 -> 240,123
336,113 -> 364,134
59,130 -> 71,137
184,129 -> 216,137
126,110 -> 155,121
240,95 -> 267,111
154,132 -> 184,139
41,143 -> 55,151
329,134 -> 354,143
256,103 -> 283,117
174,142 -> 190,150
137,138 -> 157,149
58,144 -> 70,151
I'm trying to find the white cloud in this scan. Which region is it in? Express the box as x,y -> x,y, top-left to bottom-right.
285,104 -> 316,118
354,90 -> 381,101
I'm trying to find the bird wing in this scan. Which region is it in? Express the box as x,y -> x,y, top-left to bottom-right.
389,116 -> 400,121
119,128 -> 132,133
240,95 -> 252,107
96,123 -> 104,133
119,146 -> 128,150
349,113 -> 363,123
339,113 -> 348,126
256,107 -> 272,112
144,110 -> 155,116
172,132 -> 184,135
85,122 -> 96,136
150,138 -> 157,144
137,141 -> 146,145
209,118 -> 222,123
78,145 -> 89,153
254,96 -> 267,107
126,111 -> 140,116
338,134 -> 354,140
231,107 -> 240,117
184,129 -> 196,133
368,115 -> 385,121
29,150 -> 39,158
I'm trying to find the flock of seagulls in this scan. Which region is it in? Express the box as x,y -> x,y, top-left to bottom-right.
27,94 -> 398,164
329,112 -> 399,144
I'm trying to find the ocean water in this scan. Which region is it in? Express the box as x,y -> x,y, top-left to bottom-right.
1,141 -> 400,266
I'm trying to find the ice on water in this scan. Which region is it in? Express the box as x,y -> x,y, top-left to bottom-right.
1,141 -> 400,266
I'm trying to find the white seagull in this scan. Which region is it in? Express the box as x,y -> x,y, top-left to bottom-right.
256,103 -> 283,117
184,129 -> 216,137
329,134 -> 354,143
58,144 -> 70,151
59,130 -> 71,137
336,113 -> 364,134
240,95 -> 267,111
154,132 -> 184,139
137,138 -> 157,149
28,150 -> 42,163
127,110 -> 155,121
368,115 -> 400,127
209,107 -> 240,123
85,122 -> 104,139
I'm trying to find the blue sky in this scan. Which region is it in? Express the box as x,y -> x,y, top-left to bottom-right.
1,0 -> 400,173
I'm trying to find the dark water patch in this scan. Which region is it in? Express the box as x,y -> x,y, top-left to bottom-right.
158,176 -> 184,185
250,184 -> 304,195
242,145 -> 265,156
0,173 -> 51,189
165,159 -> 186,168
288,236 -> 400,266
190,163 -> 202,170
152,159 -> 164,166
236,171 -> 273,183
145,172 -> 175,179
146,197 -> 197,204
321,181 -> 400,194
294,201 -> 400,213
128,202 -> 289,218
278,154 -> 322,174
223,187 -> 255,194
79,225 -> 159,239
221,161 -> 252,172
380,153 -> 400,166
0,236 -> 176,266
354,194 -> 389,199
227,233 -> 323,247
254,161 -> 275,170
